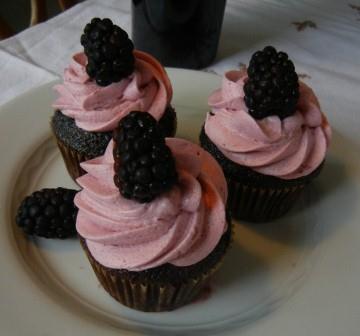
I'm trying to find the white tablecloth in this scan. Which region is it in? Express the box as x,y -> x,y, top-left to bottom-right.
1,0 -> 359,145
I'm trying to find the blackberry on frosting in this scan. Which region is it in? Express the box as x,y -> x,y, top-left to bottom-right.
16,188 -> 78,239
244,46 -> 299,119
81,17 -> 135,86
113,111 -> 178,203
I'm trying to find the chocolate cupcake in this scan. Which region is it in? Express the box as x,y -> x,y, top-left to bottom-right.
75,112 -> 231,312
52,18 -> 176,181
200,46 -> 331,222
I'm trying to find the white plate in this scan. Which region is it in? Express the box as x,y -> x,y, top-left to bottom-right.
1,68 -> 359,336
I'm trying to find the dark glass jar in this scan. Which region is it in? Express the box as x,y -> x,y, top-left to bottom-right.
132,0 -> 226,69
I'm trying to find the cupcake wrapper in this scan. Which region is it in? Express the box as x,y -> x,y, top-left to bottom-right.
228,178 -> 305,222
80,238 -> 224,312
54,137 -> 90,182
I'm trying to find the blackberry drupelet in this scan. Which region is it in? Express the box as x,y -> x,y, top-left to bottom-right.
244,46 -> 299,119
16,188 -> 78,239
113,111 -> 178,203
81,17 -> 135,86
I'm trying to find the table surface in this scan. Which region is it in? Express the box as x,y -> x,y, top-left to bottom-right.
0,1 -> 359,335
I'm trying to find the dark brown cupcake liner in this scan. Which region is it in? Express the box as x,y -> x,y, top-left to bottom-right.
227,178 -> 306,222
79,224 -> 231,312
54,137 -> 90,182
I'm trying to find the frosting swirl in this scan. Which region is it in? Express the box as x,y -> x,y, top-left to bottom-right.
75,138 -> 228,271
204,70 -> 331,179
53,50 -> 172,132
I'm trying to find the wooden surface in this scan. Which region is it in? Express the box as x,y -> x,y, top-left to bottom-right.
1,0 -> 76,39
0,15 -> 13,39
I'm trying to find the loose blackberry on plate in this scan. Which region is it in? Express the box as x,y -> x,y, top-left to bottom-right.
16,188 -> 78,239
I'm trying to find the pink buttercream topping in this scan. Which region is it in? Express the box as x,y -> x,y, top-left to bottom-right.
53,50 -> 173,132
74,138 -> 228,271
205,70 -> 331,179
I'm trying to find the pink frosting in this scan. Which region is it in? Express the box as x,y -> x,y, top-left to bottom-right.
204,70 -> 332,179
53,50 -> 173,132
74,138 -> 228,271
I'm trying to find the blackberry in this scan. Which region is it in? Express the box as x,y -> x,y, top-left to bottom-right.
16,188 -> 78,239
113,111 -> 178,203
80,17 -> 135,86
244,46 -> 300,119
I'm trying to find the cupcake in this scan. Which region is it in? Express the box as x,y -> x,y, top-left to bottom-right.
75,112 -> 231,312
200,46 -> 331,222
52,18 -> 176,181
